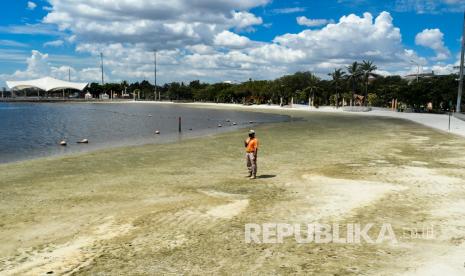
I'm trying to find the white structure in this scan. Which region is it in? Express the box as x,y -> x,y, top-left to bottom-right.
6,77 -> 88,91
99,93 -> 109,100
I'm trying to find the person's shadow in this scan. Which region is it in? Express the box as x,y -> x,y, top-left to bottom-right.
257,175 -> 277,179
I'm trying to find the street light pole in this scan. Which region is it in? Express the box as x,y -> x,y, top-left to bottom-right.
100,52 -> 104,85
456,11 -> 465,113
410,60 -> 420,83
154,49 -> 158,101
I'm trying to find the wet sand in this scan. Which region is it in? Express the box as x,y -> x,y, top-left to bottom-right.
1,110 -> 465,275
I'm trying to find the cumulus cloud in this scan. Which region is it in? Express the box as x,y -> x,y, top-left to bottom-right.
0,50 -> 103,83
415,28 -> 451,60
43,0 -> 267,49
276,12 -> 404,62
296,16 -> 334,27
214,31 -> 251,48
231,11 -> 263,30
4,3 -> 454,86
65,12 -> 424,82
27,1 -> 37,10
11,50 -> 51,79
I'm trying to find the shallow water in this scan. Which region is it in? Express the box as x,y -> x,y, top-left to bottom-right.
0,102 -> 288,164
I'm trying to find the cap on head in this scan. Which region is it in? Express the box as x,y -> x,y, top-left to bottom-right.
249,130 -> 255,135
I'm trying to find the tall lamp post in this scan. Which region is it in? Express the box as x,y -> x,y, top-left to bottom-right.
154,49 -> 158,101
456,11 -> 465,113
410,60 -> 421,83
100,52 -> 104,85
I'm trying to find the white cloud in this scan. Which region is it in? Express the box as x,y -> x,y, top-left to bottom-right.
3,5 -> 455,86
296,16 -> 333,27
186,44 -> 217,55
276,12 -> 405,63
43,40 -> 64,47
0,49 -> 30,64
27,1 -> 37,10
68,12 -> 423,82
395,0 -> 465,13
271,7 -> 306,14
230,11 -> 263,31
214,31 -> 251,48
415,28 -> 451,60
0,50 -> 103,84
43,0 -> 267,49
9,50 -> 51,79
0,40 -> 29,48
0,24 -> 62,36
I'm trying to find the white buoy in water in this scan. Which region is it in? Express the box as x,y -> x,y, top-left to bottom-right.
218,124 -> 222,128
232,122 -> 237,125
60,140 -> 67,146
77,139 -> 89,144
249,121 -> 254,124
155,130 -> 160,135
226,119 -> 231,122
148,114 -> 153,117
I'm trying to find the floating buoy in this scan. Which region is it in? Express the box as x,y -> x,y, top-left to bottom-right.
218,124 -> 222,128
155,130 -> 160,135
189,128 -> 193,131
77,139 -> 89,144
249,121 -> 254,124
226,119 -> 231,122
232,122 -> 237,125
148,114 -> 153,117
59,140 -> 67,146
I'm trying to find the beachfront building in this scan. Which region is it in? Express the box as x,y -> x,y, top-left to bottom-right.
403,71 -> 435,83
6,77 -> 88,99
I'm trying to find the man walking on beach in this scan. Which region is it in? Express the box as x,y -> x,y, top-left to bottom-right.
245,130 -> 259,179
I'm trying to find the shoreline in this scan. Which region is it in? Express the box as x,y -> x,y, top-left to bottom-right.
108,101 -> 465,138
2,100 -> 464,166
0,102 -> 292,165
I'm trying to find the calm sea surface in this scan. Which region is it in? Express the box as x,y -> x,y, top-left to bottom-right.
0,102 -> 289,164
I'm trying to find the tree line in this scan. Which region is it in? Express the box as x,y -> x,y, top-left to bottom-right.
84,60 -> 459,113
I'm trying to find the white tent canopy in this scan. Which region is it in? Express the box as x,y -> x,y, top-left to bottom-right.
6,77 -> 88,91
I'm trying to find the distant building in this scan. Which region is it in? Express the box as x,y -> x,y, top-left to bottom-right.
99,93 -> 109,100
403,71 -> 435,82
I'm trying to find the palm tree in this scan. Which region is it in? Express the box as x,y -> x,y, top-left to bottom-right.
346,62 -> 362,106
360,60 -> 378,106
303,74 -> 320,107
329,68 -> 346,108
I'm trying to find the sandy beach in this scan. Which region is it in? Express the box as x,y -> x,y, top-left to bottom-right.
1,105 -> 465,275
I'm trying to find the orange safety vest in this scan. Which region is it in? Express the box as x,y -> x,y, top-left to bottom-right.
245,137 -> 258,153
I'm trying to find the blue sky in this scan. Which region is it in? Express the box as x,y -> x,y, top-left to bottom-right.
0,0 -> 464,86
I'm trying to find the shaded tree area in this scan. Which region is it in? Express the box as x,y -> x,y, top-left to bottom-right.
83,62 -> 460,113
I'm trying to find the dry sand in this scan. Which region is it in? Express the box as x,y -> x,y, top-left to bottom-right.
1,109 -> 465,275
